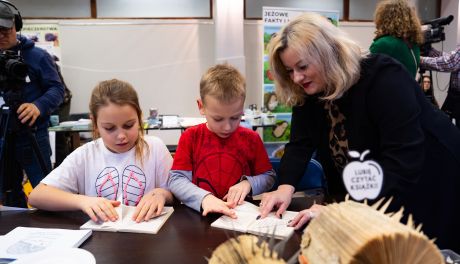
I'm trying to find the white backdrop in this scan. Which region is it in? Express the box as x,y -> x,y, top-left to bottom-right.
24,0 -> 459,144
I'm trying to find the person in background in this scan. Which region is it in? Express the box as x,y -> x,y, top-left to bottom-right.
0,1 -> 64,207
29,79 -> 173,223
420,45 -> 460,129
420,75 -> 439,107
260,13 -> 460,251
50,55 -> 73,167
168,64 -> 275,218
370,0 -> 424,78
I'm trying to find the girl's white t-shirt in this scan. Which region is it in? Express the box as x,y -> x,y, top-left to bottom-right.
42,136 -> 172,206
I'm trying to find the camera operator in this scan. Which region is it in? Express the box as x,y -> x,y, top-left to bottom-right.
0,2 -> 64,206
420,45 -> 460,129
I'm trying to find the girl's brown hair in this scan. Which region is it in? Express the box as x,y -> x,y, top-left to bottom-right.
89,79 -> 148,163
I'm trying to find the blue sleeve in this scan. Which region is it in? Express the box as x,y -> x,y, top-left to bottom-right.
245,169 -> 276,195
168,169 -> 211,212
33,52 -> 65,117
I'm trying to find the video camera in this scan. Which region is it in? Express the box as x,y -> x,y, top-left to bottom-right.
420,15 -> 454,55
0,50 -> 28,92
0,51 -> 28,111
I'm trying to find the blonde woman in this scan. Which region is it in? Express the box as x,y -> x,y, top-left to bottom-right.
259,12 -> 460,252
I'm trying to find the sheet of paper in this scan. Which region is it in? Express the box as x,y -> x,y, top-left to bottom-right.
0,227 -> 92,260
0,206 -> 36,212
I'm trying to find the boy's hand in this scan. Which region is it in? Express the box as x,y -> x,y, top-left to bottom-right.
201,194 -> 237,219
79,196 -> 120,222
132,189 -> 167,223
223,180 -> 251,207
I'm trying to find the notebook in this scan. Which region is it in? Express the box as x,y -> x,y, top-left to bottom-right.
80,204 -> 174,234
211,202 -> 298,239
0,227 -> 92,261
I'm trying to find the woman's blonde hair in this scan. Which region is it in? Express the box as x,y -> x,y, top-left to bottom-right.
89,79 -> 149,164
374,0 -> 424,45
268,13 -> 363,106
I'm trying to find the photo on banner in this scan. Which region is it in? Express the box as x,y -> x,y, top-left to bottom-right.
262,7 -> 339,146
21,24 -> 61,62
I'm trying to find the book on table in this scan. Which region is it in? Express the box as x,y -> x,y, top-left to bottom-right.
210,202 -> 298,239
0,226 -> 92,261
80,204 -> 174,234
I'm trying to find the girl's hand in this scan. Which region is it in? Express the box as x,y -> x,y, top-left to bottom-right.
259,184 -> 295,219
132,189 -> 167,223
288,204 -> 324,229
201,194 -> 237,219
223,180 -> 251,207
79,196 -> 120,222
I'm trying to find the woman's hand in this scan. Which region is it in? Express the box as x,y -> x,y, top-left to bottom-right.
78,196 -> 120,222
201,194 -> 237,219
132,189 -> 168,223
288,204 -> 324,229
223,180 -> 251,207
259,184 -> 295,219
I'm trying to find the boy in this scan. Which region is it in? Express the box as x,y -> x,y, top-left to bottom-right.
168,64 -> 275,218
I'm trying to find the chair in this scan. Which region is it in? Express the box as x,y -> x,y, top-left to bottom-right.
270,158 -> 325,191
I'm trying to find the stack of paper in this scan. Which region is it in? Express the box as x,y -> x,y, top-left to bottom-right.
0,227 -> 92,262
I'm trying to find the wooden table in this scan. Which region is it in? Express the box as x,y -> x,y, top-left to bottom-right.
0,198 -> 319,264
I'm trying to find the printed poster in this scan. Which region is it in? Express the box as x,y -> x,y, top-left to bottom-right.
262,7 -> 339,154
21,24 -> 61,64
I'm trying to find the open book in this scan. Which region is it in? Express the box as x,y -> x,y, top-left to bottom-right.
0,227 -> 92,261
211,202 -> 298,239
80,204 -> 174,234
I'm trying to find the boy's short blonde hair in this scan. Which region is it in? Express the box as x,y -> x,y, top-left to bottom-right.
200,64 -> 246,104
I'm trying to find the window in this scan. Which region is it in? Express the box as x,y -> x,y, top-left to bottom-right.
245,0 -> 441,21
245,0 -> 343,20
12,0 -> 212,19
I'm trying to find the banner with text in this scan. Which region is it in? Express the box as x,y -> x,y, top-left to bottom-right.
262,6 -> 339,153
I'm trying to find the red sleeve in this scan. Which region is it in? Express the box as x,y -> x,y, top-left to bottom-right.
249,132 -> 273,175
171,128 -> 194,171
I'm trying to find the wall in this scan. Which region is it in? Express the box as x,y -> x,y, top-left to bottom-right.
23,1 -> 459,145
56,19 -> 215,144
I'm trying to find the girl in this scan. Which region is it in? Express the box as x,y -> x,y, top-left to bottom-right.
29,79 -> 173,223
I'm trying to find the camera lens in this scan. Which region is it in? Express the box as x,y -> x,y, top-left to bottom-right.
5,59 -> 28,79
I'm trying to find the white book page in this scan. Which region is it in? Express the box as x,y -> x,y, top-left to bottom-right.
80,205 -> 173,234
247,211 -> 297,239
210,202 -> 298,239
117,206 -> 173,234
0,227 -> 92,259
210,211 -> 257,233
79,206 -> 122,232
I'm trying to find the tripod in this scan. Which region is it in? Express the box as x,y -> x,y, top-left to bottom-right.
0,89 -> 50,207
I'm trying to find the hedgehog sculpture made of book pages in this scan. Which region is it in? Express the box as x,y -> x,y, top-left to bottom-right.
299,199 -> 444,264
208,234 -> 288,264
